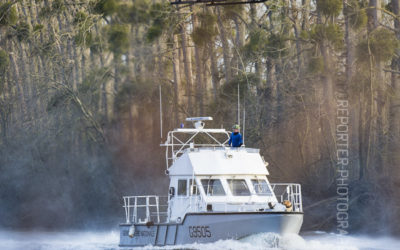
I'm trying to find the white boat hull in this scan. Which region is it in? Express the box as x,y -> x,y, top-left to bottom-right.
119,211 -> 303,247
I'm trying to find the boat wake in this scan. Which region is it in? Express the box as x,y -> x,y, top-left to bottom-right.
0,230 -> 399,250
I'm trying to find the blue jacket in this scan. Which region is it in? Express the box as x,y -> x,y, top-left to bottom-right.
228,132 -> 243,147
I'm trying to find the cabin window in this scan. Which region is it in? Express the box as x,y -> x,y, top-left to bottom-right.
201,179 -> 225,196
178,179 -> 188,196
251,179 -> 273,196
189,179 -> 199,195
227,179 -> 251,196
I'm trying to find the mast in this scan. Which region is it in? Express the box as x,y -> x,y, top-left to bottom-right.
243,102 -> 245,145
238,84 -> 240,127
159,85 -> 163,139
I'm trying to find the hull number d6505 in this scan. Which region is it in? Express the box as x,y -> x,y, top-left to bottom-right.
189,226 -> 211,238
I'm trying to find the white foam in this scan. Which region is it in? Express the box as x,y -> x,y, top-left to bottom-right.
0,231 -> 399,250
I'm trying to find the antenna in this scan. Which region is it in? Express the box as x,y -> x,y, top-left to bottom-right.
159,85 -> 163,139
237,84 -> 240,127
243,102 -> 245,145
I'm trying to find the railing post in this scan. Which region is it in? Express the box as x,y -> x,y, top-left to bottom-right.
156,196 -> 160,223
124,197 -> 129,223
146,196 -> 150,222
134,197 -> 137,223
299,185 -> 303,212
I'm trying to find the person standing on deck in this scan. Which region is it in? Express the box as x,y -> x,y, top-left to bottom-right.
228,124 -> 243,147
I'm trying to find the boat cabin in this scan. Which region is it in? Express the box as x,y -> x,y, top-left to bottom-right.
167,146 -> 279,222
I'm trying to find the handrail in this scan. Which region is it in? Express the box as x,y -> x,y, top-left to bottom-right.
123,184 -> 303,224
123,195 -> 169,224
161,129 -> 231,169
270,183 -> 303,212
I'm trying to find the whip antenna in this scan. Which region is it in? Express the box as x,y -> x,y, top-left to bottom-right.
243,102 -> 245,145
238,84 -> 240,127
159,85 -> 163,139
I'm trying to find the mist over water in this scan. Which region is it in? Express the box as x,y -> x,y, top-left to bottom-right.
0,231 -> 399,250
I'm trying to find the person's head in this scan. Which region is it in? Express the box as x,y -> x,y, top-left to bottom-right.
232,124 -> 240,133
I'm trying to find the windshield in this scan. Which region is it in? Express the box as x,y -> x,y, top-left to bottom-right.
251,179 -> 273,196
227,179 -> 251,196
201,179 -> 226,196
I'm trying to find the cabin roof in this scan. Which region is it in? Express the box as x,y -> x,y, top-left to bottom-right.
168,147 -> 269,176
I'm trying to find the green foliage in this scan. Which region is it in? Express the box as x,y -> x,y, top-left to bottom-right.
385,1 -> 394,12
0,49 -> 9,73
243,29 -> 268,59
15,22 -> 30,42
52,0 -> 65,13
308,57 -> 324,74
345,0 -> 367,30
89,36 -> 104,54
73,12 -> 95,48
33,24 -> 44,33
146,25 -> 162,43
145,2 -> 175,42
75,30 -> 93,48
116,4 -> 133,23
357,28 -> 399,62
107,24 -> 129,55
114,77 -> 155,112
74,11 -> 88,24
39,0 -> 65,18
222,73 -> 259,97
264,33 -> 287,59
222,4 -> 243,19
191,27 -> 214,47
0,3 -> 17,27
348,9 -> 367,30
191,13 -> 218,47
244,29 -> 287,59
39,6 -> 52,18
117,2 -> 150,24
149,2 -> 172,26
119,0 -> 150,24
317,0 -> 343,17
309,24 -> 343,49
92,0 -> 117,17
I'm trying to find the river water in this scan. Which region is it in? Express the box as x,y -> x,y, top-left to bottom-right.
0,230 -> 399,250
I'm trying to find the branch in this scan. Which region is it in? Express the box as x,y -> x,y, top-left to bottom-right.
383,68 -> 400,74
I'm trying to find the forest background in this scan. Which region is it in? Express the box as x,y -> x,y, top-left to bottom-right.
1,0 -> 400,235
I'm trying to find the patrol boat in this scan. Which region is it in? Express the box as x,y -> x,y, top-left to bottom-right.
119,117 -> 303,247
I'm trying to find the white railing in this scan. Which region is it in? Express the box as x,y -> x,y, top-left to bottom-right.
171,195 -> 206,213
271,183 -> 303,212
123,195 -> 169,224
161,129 -> 231,169
123,185 -> 302,224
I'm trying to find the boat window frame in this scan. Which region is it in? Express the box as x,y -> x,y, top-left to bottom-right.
250,178 -> 273,196
226,178 -> 251,196
177,179 -> 188,196
200,178 -> 226,196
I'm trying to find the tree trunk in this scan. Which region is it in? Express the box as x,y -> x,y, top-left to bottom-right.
209,40 -> 219,102
192,12 -> 203,116
180,23 -> 194,115
172,34 -> 182,122
216,7 -> 231,84
389,0 -> 400,183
